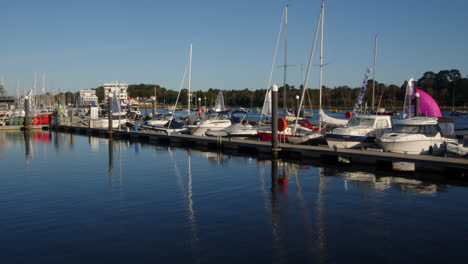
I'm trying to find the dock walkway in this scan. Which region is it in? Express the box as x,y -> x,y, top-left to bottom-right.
53,124 -> 468,174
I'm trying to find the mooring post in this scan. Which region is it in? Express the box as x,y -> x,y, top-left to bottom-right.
414,92 -> 420,117
24,96 -> 30,131
271,84 -> 280,159
108,94 -> 113,137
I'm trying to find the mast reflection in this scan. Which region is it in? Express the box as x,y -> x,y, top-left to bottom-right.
23,132 -> 31,166
169,148 -> 200,262
108,139 -> 114,186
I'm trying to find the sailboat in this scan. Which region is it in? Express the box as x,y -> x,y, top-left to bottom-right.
256,4 -> 319,142
379,81 -> 457,154
141,45 -> 193,134
325,36 -> 394,149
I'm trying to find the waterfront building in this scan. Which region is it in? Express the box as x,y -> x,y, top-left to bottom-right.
103,82 -> 128,107
78,89 -> 98,107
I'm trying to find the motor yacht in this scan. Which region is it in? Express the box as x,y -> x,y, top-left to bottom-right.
326,115 -> 392,149
187,111 -> 231,136
378,117 -> 457,155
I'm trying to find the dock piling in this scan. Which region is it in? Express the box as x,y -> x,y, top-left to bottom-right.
108,94 -> 113,137
24,96 -> 30,131
271,84 -> 280,159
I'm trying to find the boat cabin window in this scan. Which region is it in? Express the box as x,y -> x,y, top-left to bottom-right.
392,125 -> 439,136
438,122 -> 454,137
348,117 -> 374,127
375,119 -> 389,129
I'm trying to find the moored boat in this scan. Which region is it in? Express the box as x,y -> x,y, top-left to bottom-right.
325,115 -> 392,149
379,117 -> 457,155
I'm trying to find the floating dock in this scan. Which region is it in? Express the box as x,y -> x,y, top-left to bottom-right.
53,124 -> 468,175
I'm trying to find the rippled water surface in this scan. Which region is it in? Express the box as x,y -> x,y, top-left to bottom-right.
1,131 -> 467,263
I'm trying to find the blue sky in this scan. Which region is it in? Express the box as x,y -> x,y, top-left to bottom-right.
1,0 -> 467,94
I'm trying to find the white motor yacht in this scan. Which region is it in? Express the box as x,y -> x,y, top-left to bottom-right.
187,111 -> 231,136
143,113 -> 172,126
205,110 -> 257,138
326,115 -> 392,149
378,117 -> 457,155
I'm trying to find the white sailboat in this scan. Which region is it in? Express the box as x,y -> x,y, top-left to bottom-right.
325,35 -> 394,149
142,45 -> 192,134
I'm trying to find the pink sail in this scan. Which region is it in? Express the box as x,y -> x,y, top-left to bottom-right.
416,88 -> 442,117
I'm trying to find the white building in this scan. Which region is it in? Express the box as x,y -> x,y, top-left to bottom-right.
78,89 -> 98,107
103,82 -> 128,107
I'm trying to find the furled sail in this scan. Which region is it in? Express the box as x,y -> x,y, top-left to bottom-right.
402,78 -> 414,118
319,109 -> 348,126
214,91 -> 225,112
261,88 -> 271,117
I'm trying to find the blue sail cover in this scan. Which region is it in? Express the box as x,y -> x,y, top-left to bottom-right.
352,68 -> 371,114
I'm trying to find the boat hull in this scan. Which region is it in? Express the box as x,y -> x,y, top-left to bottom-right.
325,134 -> 376,149
379,138 -> 456,155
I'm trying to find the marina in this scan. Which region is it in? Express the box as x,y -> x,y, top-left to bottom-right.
2,0 -> 468,262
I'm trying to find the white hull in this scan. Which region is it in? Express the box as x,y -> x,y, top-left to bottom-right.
188,120 -> 231,136
326,138 -> 373,149
380,137 -> 456,155
90,118 -> 127,129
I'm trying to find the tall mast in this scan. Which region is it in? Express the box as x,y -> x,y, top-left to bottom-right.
293,0 -> 322,133
188,43 -> 192,116
41,73 -> 46,94
283,4 -> 288,117
318,0 -> 325,131
372,34 -> 377,111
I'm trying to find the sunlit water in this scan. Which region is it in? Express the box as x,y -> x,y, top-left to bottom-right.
1,131 -> 468,263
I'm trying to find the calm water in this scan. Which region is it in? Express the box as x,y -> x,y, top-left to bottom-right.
1,131 -> 468,263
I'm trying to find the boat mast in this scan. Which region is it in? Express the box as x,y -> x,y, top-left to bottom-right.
318,0 -> 325,131
293,0 -> 322,133
188,43 -> 192,117
283,4 -> 288,118
372,34 -> 377,111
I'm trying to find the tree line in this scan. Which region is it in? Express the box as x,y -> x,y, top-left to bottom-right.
57,69 -> 467,109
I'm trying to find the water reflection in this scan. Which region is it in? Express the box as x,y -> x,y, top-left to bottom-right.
324,167 -> 448,195
1,131 -> 468,263
169,148 -> 200,262
108,138 -> 114,184
23,132 -> 31,165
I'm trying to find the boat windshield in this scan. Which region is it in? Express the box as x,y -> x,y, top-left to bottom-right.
348,117 -> 374,127
208,112 -> 229,120
392,124 -> 439,136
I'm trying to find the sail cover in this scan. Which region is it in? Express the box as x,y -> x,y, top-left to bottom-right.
319,109 -> 348,126
112,90 -> 121,113
214,91 -> 225,112
403,78 -> 414,118
416,88 -> 442,117
261,89 -> 271,117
